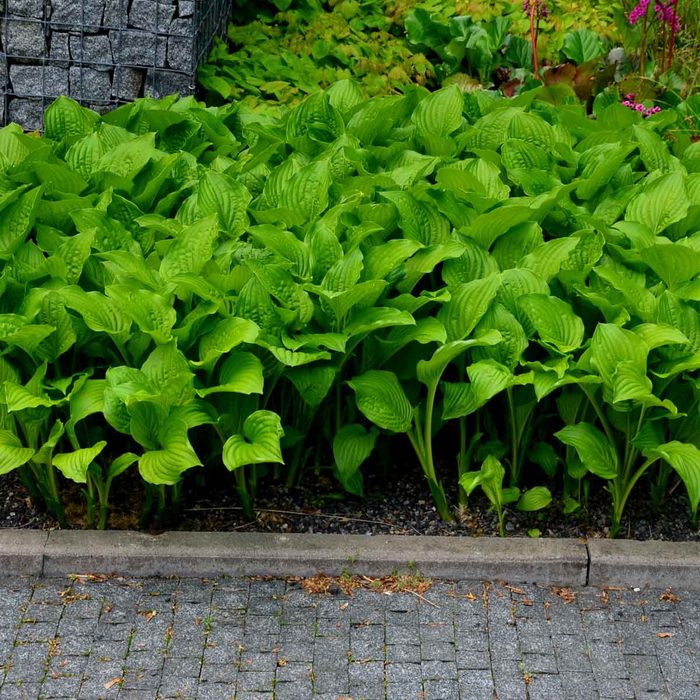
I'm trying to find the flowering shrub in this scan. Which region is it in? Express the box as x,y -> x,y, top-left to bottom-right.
621,92 -> 662,116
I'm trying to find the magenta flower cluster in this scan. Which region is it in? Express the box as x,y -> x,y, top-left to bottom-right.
629,0 -> 651,24
523,0 -> 549,19
655,1 -> 679,30
622,93 -> 662,118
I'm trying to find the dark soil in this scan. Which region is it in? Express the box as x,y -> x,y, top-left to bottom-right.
1,463 -> 699,541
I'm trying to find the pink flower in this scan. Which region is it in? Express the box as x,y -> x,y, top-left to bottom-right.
629,0 -> 651,24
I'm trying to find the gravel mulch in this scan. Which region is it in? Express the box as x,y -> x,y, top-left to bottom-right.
1,464 -> 699,541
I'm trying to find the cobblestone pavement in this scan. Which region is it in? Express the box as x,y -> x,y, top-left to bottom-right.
0,575 -> 698,700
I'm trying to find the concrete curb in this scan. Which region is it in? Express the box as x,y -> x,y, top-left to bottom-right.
1,529 -> 699,588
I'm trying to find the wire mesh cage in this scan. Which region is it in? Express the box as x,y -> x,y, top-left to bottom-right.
0,0 -> 232,130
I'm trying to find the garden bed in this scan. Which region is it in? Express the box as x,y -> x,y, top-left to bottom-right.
3,463 -> 699,541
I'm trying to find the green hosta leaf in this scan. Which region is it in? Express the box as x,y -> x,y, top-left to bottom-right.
130,402 -> 168,450
562,29 -> 604,64
197,172 -> 251,237
194,317 -> 260,370
222,410 -> 285,472
61,287 -> 131,336
348,370 -> 413,433
442,360 -> 528,420
108,452 -> 138,480
286,365 -> 337,407
555,423 -> 619,479
44,96 -> 99,141
590,324 -> 648,388
316,281 -> 387,325
516,486 -> 553,512
260,342 -> 331,367
286,91 -> 344,155
69,379 -> 106,427
0,430 -> 35,475
472,303 -> 527,370
196,352 -> 264,397
412,85 -> 463,138
640,244 -> 700,291
381,191 -> 450,246
505,111 -> 554,150
160,216 -> 219,280
278,159 -> 332,221
517,294 -> 584,354
344,307 -> 415,338
141,342 -> 194,407
439,274 -> 501,342
626,171 -> 689,234
462,206 -> 532,250
645,442 -> 700,514
442,239 -> 499,286
364,240 -> 423,281
459,455 -> 509,509
612,361 -> 677,413
53,441 -> 107,484
520,238 -> 580,281
333,424 -> 378,497
633,125 -> 676,173
2,382 -> 57,412
138,417 -> 202,485
0,187 -> 42,259
249,225 -> 311,279
106,285 -> 176,344
633,323 -> 689,351
416,330 -> 502,389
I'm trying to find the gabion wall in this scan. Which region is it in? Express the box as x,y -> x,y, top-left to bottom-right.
0,0 -> 232,130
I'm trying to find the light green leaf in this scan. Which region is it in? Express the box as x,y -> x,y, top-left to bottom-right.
412,85 -> 463,138
646,441 -> 700,514
439,273 -> 501,342
516,486 -> 553,512
53,441 -> 107,484
333,424 -> 378,497
416,330 -> 502,389
348,370 -> 413,433
555,423 -> 618,479
194,317 -> 260,370
197,171 -> 251,237
517,294 -> 584,354
0,430 -> 35,475
626,171 -> 689,234
138,417 -> 202,485
286,365 -> 337,407
196,351 -> 264,397
222,410 -> 285,471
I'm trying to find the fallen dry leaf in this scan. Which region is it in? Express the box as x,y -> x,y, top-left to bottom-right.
104,677 -> 123,690
551,586 -> 576,604
657,632 -> 674,638
659,589 -> 680,603
139,610 -> 157,622
277,658 -> 288,667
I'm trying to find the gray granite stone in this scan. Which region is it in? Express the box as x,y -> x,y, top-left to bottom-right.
69,66 -> 112,102
103,0 -> 129,29
2,19 -> 45,58
9,64 -> 69,98
129,0 -> 176,33
48,31 -> 71,67
69,34 -> 113,68
7,97 -> 43,129
167,17 -> 193,71
178,0 -> 193,17
144,68 -> 192,98
50,0 -> 105,29
111,29 -> 167,67
7,0 -> 44,18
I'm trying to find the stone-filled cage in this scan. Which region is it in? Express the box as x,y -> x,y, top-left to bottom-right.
1,0 -> 232,130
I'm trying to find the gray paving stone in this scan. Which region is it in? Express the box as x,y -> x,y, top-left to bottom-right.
423,678 -> 460,699
385,661 -> 422,683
